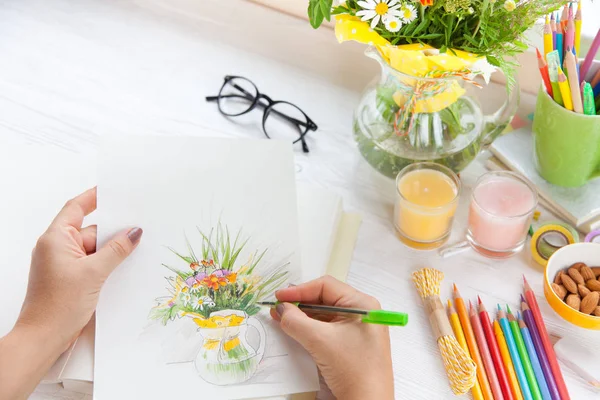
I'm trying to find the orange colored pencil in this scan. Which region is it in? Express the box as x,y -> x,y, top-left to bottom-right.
479,299 -> 514,400
453,285 -> 494,400
494,320 -> 525,400
536,48 -> 553,97
470,301 -> 505,400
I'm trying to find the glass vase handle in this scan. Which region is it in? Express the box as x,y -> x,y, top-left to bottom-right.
480,83 -> 521,148
247,317 -> 267,361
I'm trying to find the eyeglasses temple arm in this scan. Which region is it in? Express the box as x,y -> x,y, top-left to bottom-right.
206,96 -> 219,101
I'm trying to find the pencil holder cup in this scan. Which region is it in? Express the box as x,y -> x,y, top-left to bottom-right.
544,243 -> 600,330
532,61 -> 600,188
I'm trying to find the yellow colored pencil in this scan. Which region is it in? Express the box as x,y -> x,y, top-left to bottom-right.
494,320 -> 525,400
557,67 -> 573,111
448,300 -> 485,400
543,16 -> 553,59
574,0 -> 582,57
565,50 -> 583,113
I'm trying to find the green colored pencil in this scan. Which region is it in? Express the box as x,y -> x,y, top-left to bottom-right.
508,306 -> 543,400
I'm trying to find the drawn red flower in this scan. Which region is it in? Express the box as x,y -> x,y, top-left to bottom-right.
419,0 -> 434,6
201,274 -> 229,291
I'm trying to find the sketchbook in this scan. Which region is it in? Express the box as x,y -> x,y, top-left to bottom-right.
0,142 -> 359,399
489,127 -> 600,234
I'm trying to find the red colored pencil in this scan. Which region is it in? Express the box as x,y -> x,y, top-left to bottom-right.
479,298 -> 514,400
470,301 -> 504,400
536,48 -> 554,97
523,276 -> 570,400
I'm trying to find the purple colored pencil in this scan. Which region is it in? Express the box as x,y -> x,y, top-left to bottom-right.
521,298 -> 561,400
580,28 -> 600,83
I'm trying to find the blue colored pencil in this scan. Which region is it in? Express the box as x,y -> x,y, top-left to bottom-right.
519,313 -> 552,400
499,305 -> 534,400
556,26 -> 564,66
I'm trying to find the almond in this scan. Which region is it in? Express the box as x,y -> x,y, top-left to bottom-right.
594,306 -> 600,317
566,294 -> 581,311
561,274 -> 578,294
554,270 -> 564,285
568,268 -> 585,285
571,262 -> 585,271
580,265 -> 596,281
586,279 -> 600,292
592,267 -> 600,278
580,292 -> 600,315
578,284 -> 591,298
551,283 -> 567,300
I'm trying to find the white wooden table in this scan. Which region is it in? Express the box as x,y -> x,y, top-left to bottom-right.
1,1 -> 598,399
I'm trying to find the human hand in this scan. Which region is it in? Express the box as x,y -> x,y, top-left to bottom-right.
270,276 -> 394,400
17,187 -> 143,351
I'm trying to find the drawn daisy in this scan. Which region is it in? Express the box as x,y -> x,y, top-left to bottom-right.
399,3 -> 417,23
180,292 -> 192,306
384,16 -> 402,32
357,0 -> 401,29
192,295 -> 215,311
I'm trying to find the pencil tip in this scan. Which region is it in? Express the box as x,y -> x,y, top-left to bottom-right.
497,304 -> 501,311
453,283 -> 457,291
520,294 -> 526,303
506,304 -> 512,314
477,295 -> 482,305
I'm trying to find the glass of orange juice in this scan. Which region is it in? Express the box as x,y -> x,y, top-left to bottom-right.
394,162 -> 461,250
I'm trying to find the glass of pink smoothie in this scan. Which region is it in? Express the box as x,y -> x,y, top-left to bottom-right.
467,171 -> 538,258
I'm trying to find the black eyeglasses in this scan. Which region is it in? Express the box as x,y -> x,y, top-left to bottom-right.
206,76 -> 318,153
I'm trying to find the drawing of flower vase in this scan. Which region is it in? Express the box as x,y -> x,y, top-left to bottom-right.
189,309 -> 266,385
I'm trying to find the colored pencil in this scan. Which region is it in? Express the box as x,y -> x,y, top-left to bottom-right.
498,306 -> 533,400
521,300 -> 560,400
546,51 -> 564,106
453,285 -> 494,400
574,0 -> 582,57
523,277 -> 570,400
470,302 -> 504,400
518,315 -> 552,400
580,27 -> 600,83
565,49 -> 583,113
448,300 -> 485,400
550,13 -> 557,50
479,299 -> 514,400
495,320 -> 525,400
556,23 -> 564,66
582,82 -> 596,115
594,82 -> 600,98
560,5 -> 569,32
557,67 -> 573,111
508,307 -> 542,400
536,48 -> 553,97
591,68 -> 600,88
564,13 -> 575,56
543,16 -> 553,59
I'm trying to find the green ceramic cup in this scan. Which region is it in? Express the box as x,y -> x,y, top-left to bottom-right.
533,88 -> 600,187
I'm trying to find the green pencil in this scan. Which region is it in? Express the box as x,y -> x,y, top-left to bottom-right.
507,306 -> 542,400
582,82 -> 596,115
258,301 -> 408,326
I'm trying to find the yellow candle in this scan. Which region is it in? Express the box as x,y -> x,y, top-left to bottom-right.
394,163 -> 460,249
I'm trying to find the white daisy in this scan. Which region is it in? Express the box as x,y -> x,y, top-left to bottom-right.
384,16 -> 403,32
399,3 -> 417,23
469,58 -> 497,84
180,292 -> 192,306
191,295 -> 215,311
357,0 -> 402,29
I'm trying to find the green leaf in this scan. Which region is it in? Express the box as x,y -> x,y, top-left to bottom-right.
308,0 -> 325,29
320,0 -> 333,22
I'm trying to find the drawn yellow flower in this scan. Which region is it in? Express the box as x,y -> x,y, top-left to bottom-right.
503,0 -> 516,11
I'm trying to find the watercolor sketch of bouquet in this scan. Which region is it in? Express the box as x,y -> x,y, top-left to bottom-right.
149,224 -> 290,386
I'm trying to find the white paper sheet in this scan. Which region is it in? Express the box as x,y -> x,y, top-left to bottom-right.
94,137 -> 319,400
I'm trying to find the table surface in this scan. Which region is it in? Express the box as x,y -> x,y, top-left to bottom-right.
1,1 -> 599,399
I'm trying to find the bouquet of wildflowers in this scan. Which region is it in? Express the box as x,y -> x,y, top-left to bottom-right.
308,0 -> 567,81
149,225 -> 289,325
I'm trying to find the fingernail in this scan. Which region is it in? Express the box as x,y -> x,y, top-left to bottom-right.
127,227 -> 143,245
287,283 -> 296,288
276,303 -> 285,317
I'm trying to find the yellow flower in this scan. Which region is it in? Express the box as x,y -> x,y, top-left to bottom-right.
503,0 -> 516,11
